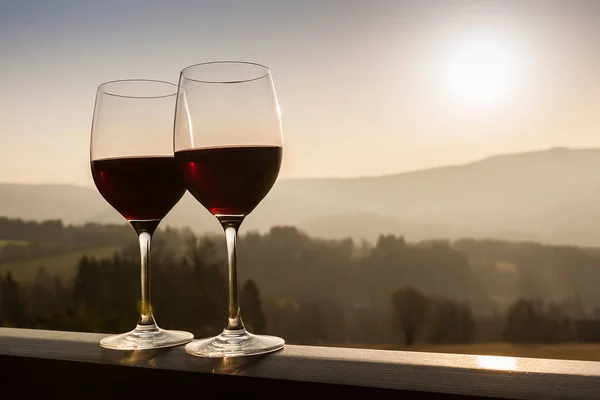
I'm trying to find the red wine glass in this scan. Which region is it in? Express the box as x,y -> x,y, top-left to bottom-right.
174,62 -> 285,357
90,79 -> 194,350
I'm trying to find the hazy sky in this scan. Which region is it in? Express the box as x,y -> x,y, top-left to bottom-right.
1,0 -> 599,185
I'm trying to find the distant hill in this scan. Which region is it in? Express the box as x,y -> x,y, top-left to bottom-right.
3,147 -> 600,246
0,183 -> 113,224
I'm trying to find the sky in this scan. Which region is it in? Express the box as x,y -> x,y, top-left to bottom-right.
0,0 -> 599,186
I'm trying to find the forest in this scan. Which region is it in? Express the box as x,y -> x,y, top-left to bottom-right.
1,216 -> 599,352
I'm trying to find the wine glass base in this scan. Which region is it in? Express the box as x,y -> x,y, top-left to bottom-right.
185,329 -> 285,358
100,324 -> 194,350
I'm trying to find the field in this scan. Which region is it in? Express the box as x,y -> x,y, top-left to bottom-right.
338,342 -> 600,362
0,245 -> 122,281
0,239 -> 28,249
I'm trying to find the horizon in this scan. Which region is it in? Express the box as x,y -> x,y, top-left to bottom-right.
0,144 -> 595,187
1,1 -> 600,186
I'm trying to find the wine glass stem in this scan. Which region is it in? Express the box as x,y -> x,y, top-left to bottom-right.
223,221 -> 244,331
138,231 -> 156,326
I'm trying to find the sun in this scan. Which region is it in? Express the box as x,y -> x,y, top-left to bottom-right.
433,36 -> 521,110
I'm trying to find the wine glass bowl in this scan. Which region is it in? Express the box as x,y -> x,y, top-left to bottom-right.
174,62 -> 285,357
91,79 -> 194,350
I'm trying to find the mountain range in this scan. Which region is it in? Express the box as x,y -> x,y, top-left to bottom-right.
2,147 -> 600,247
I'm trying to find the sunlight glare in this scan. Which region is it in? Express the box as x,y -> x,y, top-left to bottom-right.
434,36 -> 521,110
476,355 -> 518,371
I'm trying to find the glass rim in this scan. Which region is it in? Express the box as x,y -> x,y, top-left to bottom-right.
97,79 -> 178,99
180,61 -> 271,84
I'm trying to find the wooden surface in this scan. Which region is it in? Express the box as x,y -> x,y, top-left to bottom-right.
1,328 -> 600,399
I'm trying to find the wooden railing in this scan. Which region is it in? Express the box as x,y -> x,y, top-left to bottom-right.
1,327 -> 599,398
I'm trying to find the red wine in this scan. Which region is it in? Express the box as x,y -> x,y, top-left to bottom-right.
91,156 -> 186,222
175,146 -> 282,216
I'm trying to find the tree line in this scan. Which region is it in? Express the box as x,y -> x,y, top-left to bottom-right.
1,219 -> 599,347
0,217 -> 131,262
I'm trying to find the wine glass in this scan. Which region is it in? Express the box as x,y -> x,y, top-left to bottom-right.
90,79 -> 194,350
173,61 -> 285,357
